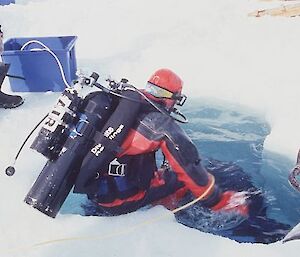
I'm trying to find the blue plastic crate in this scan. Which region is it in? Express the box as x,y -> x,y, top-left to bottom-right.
2,36 -> 77,92
0,0 -> 15,5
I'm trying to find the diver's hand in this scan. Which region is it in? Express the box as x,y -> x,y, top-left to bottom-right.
211,191 -> 249,217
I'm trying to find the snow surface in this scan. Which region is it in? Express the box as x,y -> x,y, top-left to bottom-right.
1,0 -> 300,256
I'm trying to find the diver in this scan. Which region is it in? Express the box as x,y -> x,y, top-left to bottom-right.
0,25 -> 24,109
73,68 -> 250,216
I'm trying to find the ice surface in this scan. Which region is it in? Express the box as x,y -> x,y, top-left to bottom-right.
1,0 -> 300,256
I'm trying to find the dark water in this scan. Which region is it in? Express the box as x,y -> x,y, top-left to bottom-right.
175,99 -> 300,244
62,98 -> 300,244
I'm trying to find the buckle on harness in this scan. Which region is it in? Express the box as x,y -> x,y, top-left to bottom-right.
70,118 -> 90,138
108,158 -> 126,177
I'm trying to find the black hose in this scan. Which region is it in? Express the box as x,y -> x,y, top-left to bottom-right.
5,113 -> 48,176
7,74 -> 26,80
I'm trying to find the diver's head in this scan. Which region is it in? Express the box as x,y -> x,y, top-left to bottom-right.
144,68 -> 186,110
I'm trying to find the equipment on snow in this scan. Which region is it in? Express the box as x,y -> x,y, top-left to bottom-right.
249,3 -> 300,17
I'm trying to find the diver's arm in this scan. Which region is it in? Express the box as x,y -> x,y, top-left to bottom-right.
160,133 -> 219,203
160,129 -> 249,215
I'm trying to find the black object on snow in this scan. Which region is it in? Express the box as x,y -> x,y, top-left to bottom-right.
0,62 -> 24,109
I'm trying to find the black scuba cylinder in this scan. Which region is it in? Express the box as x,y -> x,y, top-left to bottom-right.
30,88 -> 82,160
24,91 -> 114,218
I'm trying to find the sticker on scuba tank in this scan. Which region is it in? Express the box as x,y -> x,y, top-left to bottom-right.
91,143 -> 105,157
104,124 -> 124,140
108,158 -> 126,176
43,95 -> 72,133
104,127 -> 114,138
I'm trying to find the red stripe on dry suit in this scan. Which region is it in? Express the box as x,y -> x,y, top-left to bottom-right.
98,191 -> 146,208
98,173 -> 168,208
160,141 -> 215,199
152,186 -> 189,210
150,171 -> 166,187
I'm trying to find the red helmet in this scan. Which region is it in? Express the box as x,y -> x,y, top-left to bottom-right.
145,69 -> 186,109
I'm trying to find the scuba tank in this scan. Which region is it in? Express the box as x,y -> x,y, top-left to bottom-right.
30,88 -> 82,160
24,74 -> 115,218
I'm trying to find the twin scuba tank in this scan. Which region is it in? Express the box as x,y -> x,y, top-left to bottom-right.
30,88 -> 82,160
25,73 -> 115,218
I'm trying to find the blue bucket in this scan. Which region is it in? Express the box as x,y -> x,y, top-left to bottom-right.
0,0 -> 15,5
2,36 -> 77,92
